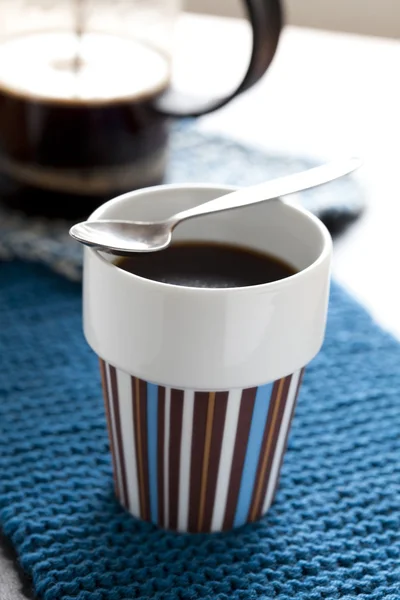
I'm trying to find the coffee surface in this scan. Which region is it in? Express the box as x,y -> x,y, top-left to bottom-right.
116,241 -> 297,288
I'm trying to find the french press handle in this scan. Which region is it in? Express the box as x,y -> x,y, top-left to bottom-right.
155,0 -> 283,117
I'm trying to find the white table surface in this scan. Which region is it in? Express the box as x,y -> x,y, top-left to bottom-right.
2,13 -> 400,599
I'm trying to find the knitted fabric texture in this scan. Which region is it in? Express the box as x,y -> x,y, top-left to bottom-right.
0,261 -> 400,600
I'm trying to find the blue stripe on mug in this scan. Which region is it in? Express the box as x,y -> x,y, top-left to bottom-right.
233,382 -> 274,528
147,382 -> 159,525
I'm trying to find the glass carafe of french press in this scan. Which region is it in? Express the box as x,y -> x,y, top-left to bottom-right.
0,0 -> 282,217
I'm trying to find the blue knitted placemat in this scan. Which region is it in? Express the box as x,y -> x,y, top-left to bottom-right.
1,261 -> 400,600
0,122 -> 364,282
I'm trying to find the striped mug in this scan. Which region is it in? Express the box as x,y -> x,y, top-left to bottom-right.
83,183 -> 332,532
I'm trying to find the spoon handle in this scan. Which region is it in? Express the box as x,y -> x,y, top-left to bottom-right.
172,157 -> 362,225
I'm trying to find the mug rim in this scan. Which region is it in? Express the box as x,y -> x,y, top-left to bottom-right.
87,182 -> 332,295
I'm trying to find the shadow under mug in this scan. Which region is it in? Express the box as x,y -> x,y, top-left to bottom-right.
83,183 -> 332,532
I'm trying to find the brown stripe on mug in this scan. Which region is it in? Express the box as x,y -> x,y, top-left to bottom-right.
200,391 -> 229,533
132,376 -> 146,520
271,368 -> 305,505
197,392 -> 216,532
157,386 -> 166,528
248,375 -> 292,522
188,392 -> 210,533
99,359 -> 120,500
109,364 -> 129,510
222,387 -> 257,531
168,389 -> 184,530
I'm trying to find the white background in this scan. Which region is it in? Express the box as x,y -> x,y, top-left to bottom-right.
185,0 -> 400,39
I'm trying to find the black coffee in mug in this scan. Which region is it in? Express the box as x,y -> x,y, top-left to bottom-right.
116,241 -> 297,288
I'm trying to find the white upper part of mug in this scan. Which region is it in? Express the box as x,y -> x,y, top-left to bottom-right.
83,184 -> 332,390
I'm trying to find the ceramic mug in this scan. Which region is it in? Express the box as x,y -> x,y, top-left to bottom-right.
83,183 -> 332,533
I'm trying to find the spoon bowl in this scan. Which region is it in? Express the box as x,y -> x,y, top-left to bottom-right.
70,157 -> 362,255
70,219 -> 174,255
